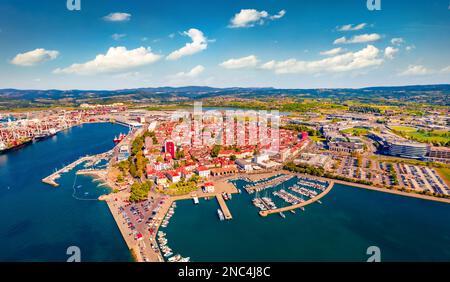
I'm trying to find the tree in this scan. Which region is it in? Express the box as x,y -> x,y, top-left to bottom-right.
175,147 -> 185,159
129,163 -> 137,178
129,181 -> 151,202
117,160 -> 130,173
189,174 -> 200,184
211,145 -> 222,158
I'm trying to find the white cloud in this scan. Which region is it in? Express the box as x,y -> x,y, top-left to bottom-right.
229,9 -> 286,28
103,12 -> 131,22
166,28 -> 207,60
333,37 -> 347,44
54,46 -> 161,75
405,45 -> 416,51
337,23 -> 367,31
270,10 -> 286,20
384,46 -> 399,59
334,33 -> 381,44
261,45 -> 383,74
112,33 -> 126,41
11,48 -> 59,66
220,55 -> 259,69
398,65 -> 432,76
391,37 -> 404,46
113,72 -> 142,79
319,47 -> 344,56
441,66 -> 450,73
174,65 -> 205,78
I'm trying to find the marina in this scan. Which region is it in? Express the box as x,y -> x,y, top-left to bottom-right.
41,151 -> 112,187
260,181 -> 334,217
161,202 -> 177,228
157,231 -> 190,262
161,181 -> 450,262
236,172 -> 333,216
243,174 -> 295,194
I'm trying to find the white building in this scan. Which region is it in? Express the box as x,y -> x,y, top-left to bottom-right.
203,182 -> 215,193
196,166 -> 210,178
165,171 -> 181,183
235,159 -> 253,172
253,153 -> 269,164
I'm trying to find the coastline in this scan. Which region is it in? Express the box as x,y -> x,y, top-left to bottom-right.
332,179 -> 450,204
278,171 -> 450,205
96,170 -> 450,262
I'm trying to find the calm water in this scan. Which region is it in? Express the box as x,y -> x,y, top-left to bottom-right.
163,181 -> 450,262
0,123 -> 132,262
2,123 -> 450,262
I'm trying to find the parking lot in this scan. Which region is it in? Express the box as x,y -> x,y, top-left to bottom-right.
116,194 -> 169,261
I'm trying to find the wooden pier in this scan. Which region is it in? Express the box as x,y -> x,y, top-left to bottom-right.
215,195 -> 233,220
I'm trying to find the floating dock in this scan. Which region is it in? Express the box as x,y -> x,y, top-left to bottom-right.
215,195 -> 232,220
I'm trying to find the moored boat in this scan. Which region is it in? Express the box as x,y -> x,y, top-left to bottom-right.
217,209 -> 225,221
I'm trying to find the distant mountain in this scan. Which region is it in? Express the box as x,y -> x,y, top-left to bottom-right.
361,84 -> 450,92
0,84 -> 449,107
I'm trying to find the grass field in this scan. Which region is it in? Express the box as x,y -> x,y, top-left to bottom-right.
390,126 -> 450,145
341,127 -> 369,136
391,126 -> 417,132
310,136 -> 326,142
370,155 -> 447,168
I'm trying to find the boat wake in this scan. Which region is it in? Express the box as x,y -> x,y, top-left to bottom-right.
71,174 -> 99,201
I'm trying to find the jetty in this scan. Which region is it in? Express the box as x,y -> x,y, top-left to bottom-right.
41,152 -> 111,187
215,195 -> 233,220
259,181 -> 334,217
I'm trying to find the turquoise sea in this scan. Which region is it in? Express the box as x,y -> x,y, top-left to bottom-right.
1,122 -> 450,262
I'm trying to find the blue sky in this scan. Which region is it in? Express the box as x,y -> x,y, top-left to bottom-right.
0,0 -> 449,90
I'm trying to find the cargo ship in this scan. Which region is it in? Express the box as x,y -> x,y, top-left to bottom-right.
0,138 -> 33,154
33,128 -> 57,142
113,133 -> 126,143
